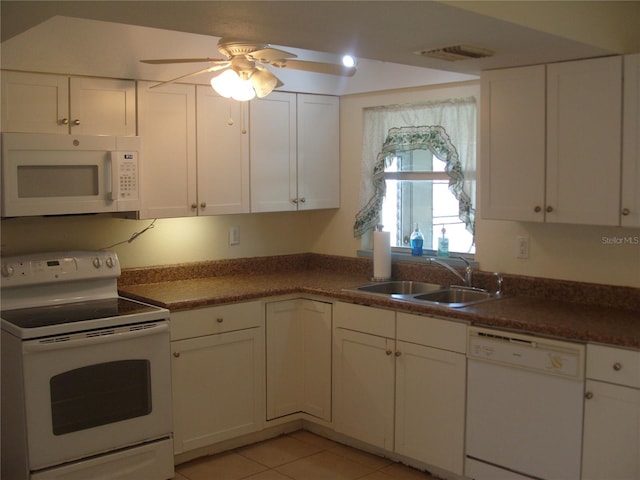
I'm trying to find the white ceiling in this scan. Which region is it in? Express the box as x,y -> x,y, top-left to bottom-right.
1,1 -> 636,95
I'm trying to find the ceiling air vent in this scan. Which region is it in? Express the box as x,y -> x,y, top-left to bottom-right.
415,44 -> 494,62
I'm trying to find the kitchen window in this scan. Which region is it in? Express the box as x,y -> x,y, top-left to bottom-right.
381,149 -> 475,254
354,98 -> 477,257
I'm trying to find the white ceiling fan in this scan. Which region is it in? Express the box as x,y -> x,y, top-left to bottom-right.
141,38 -> 357,100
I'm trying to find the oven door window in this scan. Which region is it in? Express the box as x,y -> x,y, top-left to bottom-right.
50,360 -> 152,435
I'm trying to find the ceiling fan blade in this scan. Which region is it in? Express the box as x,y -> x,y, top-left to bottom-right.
149,63 -> 231,89
141,58 -> 228,65
271,59 -> 356,77
250,66 -> 284,98
248,47 -> 296,63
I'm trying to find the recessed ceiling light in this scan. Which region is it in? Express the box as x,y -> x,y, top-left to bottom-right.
342,55 -> 356,67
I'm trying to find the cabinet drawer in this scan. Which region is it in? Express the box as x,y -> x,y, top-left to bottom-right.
397,313 -> 467,354
334,302 -> 395,337
587,344 -> 640,388
171,301 -> 263,340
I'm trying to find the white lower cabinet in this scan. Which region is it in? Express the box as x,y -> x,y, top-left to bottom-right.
395,313 -> 466,475
266,298 -> 332,422
333,322 -> 396,451
170,302 -> 265,454
333,302 -> 467,474
582,345 -> 640,480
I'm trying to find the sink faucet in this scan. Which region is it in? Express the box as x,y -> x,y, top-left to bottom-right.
429,257 -> 473,287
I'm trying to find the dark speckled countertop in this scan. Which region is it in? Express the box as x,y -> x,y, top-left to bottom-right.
118,254 -> 640,349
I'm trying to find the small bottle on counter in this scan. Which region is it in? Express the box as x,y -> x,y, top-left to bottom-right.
410,224 -> 424,256
437,225 -> 449,257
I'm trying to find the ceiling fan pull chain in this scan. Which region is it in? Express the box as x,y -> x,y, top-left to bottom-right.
227,101 -> 234,126
241,105 -> 247,134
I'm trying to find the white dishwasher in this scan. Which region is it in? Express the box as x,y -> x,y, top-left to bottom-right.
465,327 -> 585,480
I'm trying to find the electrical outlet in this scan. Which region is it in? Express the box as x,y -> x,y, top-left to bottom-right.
516,236 -> 530,259
229,226 -> 240,246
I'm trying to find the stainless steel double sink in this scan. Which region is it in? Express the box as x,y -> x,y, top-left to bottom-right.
345,280 -> 497,308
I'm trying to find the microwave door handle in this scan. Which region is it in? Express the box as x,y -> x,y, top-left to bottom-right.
22,322 -> 169,353
108,151 -> 118,201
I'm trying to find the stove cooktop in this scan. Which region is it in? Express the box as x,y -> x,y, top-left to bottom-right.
1,297 -> 169,339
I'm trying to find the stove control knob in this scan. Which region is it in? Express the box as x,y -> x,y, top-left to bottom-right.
1,263 -> 14,278
92,257 -> 103,268
105,257 -> 115,269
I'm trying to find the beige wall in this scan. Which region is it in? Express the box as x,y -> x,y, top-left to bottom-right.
2,80 -> 639,288
445,1 -> 640,54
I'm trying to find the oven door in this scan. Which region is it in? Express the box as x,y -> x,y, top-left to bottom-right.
22,320 -> 172,470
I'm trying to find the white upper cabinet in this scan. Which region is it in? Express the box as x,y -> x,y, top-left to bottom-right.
480,56 -> 625,226
250,92 -> 340,212
1,71 -> 135,136
622,53 -> 640,227
297,94 -> 340,210
546,56 -> 622,226
250,92 -> 298,212
196,86 -> 250,215
137,81 -> 197,219
480,65 -> 546,222
138,83 -> 249,219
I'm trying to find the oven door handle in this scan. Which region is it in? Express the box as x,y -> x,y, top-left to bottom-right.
23,322 -> 169,353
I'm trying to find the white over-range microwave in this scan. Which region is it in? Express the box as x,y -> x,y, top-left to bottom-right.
1,133 -> 141,217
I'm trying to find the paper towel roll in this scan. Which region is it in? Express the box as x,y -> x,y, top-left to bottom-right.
373,230 -> 391,280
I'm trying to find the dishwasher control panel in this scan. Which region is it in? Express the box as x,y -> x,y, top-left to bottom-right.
468,327 -> 585,379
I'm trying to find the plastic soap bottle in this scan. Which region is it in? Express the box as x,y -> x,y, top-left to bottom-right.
410,224 -> 424,256
437,225 -> 449,257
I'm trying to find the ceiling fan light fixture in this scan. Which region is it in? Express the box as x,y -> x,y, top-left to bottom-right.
211,69 -> 256,101
250,68 -> 279,98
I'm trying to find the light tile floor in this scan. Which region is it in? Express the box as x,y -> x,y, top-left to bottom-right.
174,430 -> 439,480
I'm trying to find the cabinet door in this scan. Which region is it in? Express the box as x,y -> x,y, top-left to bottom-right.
171,327 -> 265,454
547,56 -> 622,225
297,94 -> 340,210
395,340 -> 466,475
480,65 -> 546,221
69,77 -> 136,136
138,81 -> 197,219
196,86 -> 250,215
622,53 -> 640,227
266,300 -> 303,419
266,299 -> 331,422
250,92 -> 297,212
1,71 -> 69,134
333,327 -> 395,451
582,380 -> 640,480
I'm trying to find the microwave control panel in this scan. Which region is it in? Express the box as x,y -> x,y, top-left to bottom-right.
110,151 -> 139,201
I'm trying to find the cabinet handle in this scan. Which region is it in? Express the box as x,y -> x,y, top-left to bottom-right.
534,206 -> 542,213
622,208 -> 630,216
613,362 -> 622,371
585,391 -> 593,400
292,198 -> 299,204
173,352 -> 180,358
299,197 -> 306,203
73,119 -> 81,126
191,203 -> 197,209
216,317 -> 224,323
385,349 -> 393,356
60,118 -> 69,125
200,202 -> 206,209
395,351 -> 402,357
546,206 -> 554,213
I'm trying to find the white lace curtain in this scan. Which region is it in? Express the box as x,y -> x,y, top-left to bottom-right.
354,97 -> 477,238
